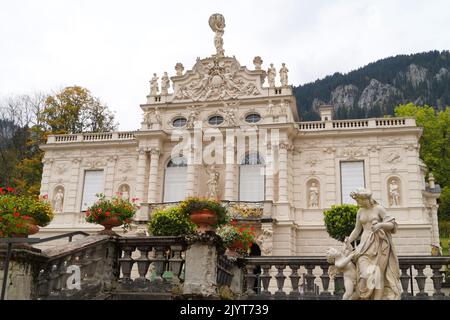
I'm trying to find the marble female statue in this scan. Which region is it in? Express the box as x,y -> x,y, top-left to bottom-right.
344,188 -> 402,300
279,63 -> 289,86
120,185 -> 130,201
206,164 -> 220,199
267,63 -> 276,88
161,72 -> 170,95
53,188 -> 64,213
309,182 -> 319,207
150,73 -> 159,96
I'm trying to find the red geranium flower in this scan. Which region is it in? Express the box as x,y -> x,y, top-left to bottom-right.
6,187 -> 14,193
13,212 -> 20,218
105,211 -> 111,217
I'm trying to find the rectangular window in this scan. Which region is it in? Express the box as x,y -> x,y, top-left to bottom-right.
340,161 -> 365,204
81,170 -> 104,211
239,165 -> 265,201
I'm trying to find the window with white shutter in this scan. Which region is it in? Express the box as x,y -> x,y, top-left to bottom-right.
340,161 -> 365,204
239,153 -> 265,201
163,156 -> 187,202
81,170 -> 104,211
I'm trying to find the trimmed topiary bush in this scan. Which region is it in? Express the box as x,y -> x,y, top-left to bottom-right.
323,204 -> 358,242
148,207 -> 196,236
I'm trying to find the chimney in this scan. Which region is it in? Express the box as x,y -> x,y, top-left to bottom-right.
319,105 -> 334,121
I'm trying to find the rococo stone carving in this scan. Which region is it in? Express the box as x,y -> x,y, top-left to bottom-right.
253,56 -> 263,70
173,57 -> 261,102
150,73 -> 159,96
175,63 -> 184,76
267,63 -> 276,88
118,184 -> 130,201
144,106 -> 161,128
279,63 -> 289,87
161,72 -> 170,95
308,180 -> 320,208
209,13 -> 226,57
256,228 -> 273,256
205,164 -> 220,199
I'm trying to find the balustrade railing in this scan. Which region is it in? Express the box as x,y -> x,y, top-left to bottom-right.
240,256 -> 450,300
116,236 -> 186,293
35,236 -> 114,300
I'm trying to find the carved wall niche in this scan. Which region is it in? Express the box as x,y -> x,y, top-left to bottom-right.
386,176 -> 402,207
117,183 -> 131,201
52,185 -> 65,213
306,179 -> 320,208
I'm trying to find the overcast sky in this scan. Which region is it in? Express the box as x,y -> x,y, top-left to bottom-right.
1,0 -> 449,131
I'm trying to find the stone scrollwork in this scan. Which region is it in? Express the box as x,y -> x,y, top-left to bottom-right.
383,150 -> 401,164
173,57 -> 261,102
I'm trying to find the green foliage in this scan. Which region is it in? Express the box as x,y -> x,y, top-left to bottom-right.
148,207 -> 196,236
179,197 -> 229,227
395,103 -> 450,220
0,187 -> 54,237
39,86 -> 117,134
216,221 -> 256,254
85,193 -> 137,231
323,204 -> 359,242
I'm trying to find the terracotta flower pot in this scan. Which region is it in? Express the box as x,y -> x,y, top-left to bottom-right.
99,216 -> 123,236
190,209 -> 218,233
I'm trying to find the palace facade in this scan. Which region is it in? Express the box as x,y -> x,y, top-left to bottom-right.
38,14 -> 441,255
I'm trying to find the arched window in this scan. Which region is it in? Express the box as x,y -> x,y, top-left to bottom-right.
239,152 -> 265,201
163,156 -> 187,202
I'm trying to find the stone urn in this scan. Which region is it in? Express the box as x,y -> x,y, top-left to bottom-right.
98,216 -> 122,236
189,209 -> 218,233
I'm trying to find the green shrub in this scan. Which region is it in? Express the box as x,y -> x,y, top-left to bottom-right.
323,204 -> 358,242
179,197 -> 229,227
148,207 -> 196,236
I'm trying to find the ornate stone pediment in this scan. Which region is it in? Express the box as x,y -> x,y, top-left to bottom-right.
171,56 -> 263,102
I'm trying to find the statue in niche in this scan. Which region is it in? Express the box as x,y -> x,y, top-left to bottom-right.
53,188 -> 64,213
175,62 -> 184,76
144,106 -> 161,128
120,185 -> 130,201
278,101 -> 288,116
160,72 -> 170,95
343,188 -> 402,300
209,13 -> 226,57
267,63 -> 276,88
186,106 -> 199,129
150,73 -> 159,96
279,63 -> 289,86
309,182 -> 319,208
389,179 -> 400,206
256,229 -> 273,256
266,102 -> 275,117
206,164 -> 220,199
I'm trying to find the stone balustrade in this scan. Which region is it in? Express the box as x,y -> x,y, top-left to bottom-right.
115,236 -> 186,294
47,131 -> 136,144
240,256 -> 450,300
298,117 -> 415,132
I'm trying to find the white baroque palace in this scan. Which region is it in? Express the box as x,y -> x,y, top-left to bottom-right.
39,14 -> 440,255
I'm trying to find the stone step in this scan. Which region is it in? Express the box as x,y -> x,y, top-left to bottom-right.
108,292 -> 174,300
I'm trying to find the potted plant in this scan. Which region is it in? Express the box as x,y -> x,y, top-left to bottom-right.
323,204 -> 358,242
148,207 -> 196,236
179,197 -> 229,233
0,187 -> 54,238
216,220 -> 256,256
85,193 -> 137,236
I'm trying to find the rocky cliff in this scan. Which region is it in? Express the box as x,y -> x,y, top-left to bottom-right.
294,50 -> 450,120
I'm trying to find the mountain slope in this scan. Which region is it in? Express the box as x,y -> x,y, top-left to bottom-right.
293,50 -> 450,120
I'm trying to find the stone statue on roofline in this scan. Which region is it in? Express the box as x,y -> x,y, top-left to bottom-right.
209,13 -> 226,57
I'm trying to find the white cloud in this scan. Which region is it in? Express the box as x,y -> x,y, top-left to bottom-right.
1,0 -> 449,130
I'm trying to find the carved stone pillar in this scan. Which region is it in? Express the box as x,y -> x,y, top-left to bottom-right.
135,148 -> 147,206
186,163 -> 196,197
224,142 -> 235,201
147,148 -> 160,203
265,145 -> 274,201
40,158 -> 53,196
430,205 -> 441,251
278,143 -> 289,203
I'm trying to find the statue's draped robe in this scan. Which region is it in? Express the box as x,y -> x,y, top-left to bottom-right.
354,216 -> 402,300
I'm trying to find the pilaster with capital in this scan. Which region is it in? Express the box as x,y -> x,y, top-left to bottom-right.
40,158 -> 54,196
135,148 -> 147,206
265,145 -> 274,202
147,148 -> 161,203
186,145 -> 196,198
68,158 -> 82,213
224,141 -> 235,201
278,142 -> 291,203
104,155 -> 118,198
